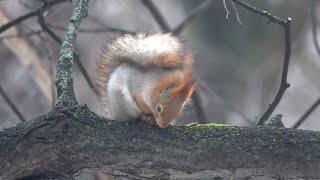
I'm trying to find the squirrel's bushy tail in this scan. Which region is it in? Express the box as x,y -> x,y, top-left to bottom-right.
96,33 -> 192,105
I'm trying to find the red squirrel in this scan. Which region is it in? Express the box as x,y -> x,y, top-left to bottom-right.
96,33 -> 195,128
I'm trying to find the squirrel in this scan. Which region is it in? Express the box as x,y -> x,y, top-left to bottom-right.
96,33 -> 195,128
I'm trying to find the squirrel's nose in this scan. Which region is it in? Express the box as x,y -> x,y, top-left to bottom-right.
156,121 -> 169,128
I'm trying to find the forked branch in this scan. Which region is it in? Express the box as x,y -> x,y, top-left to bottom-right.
230,0 -> 292,126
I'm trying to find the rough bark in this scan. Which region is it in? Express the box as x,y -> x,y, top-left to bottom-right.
1,105 -> 320,180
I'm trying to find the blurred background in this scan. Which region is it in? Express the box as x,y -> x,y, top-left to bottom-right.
0,0 -> 319,131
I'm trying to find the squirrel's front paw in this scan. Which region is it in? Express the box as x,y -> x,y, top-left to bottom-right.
140,114 -> 156,124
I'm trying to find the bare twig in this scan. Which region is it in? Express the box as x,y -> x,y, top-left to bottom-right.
292,0 -> 320,128
311,0 -> 320,57
0,85 -> 26,122
223,0 -> 231,19
141,0 -> 171,32
173,0 -> 212,35
292,98 -> 320,128
0,0 -> 66,34
55,0 -> 89,108
230,1 -> 243,26
230,0 -> 292,126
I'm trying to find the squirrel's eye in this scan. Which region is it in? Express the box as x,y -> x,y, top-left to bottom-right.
156,104 -> 162,112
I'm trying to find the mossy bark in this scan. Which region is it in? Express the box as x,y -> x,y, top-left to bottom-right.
54,0 -> 88,109
1,105 -> 320,179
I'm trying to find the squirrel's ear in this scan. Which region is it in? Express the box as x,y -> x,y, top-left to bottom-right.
160,82 -> 176,100
166,82 -> 177,90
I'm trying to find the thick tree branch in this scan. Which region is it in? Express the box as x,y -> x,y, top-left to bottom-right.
54,0 -> 89,109
1,106 -> 320,179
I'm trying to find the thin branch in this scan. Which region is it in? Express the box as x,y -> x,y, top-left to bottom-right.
173,0 -> 212,35
0,8 -> 53,102
223,0 -> 231,19
54,0 -> 89,109
38,13 -> 100,98
38,34 -> 56,106
141,0 -> 171,32
0,30 -> 43,41
231,0 -> 287,26
231,0 -> 292,126
0,0 -> 66,34
38,13 -> 62,43
292,0 -> 320,128
311,0 -> 320,58
73,52 -> 100,96
191,90 -> 207,124
230,1 -> 243,26
0,85 -> 26,122
292,98 -> 320,128
48,23 -> 136,34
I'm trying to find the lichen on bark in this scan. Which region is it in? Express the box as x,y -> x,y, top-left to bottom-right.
54,0 -> 89,110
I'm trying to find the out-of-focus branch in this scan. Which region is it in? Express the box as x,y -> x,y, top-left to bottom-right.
54,0 -> 89,109
0,30 -> 43,41
311,0 -> 320,56
292,0 -> 320,129
141,1 -> 219,123
231,0 -> 292,126
49,23 -> 136,34
38,13 -> 62,43
191,90 -> 207,124
0,85 -> 26,122
0,8 -> 53,103
38,13 -> 99,97
292,98 -> 320,128
141,0 -> 171,32
0,0 -> 66,34
173,0 -> 212,35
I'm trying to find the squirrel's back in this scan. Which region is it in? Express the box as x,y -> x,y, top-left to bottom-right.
96,33 -> 193,105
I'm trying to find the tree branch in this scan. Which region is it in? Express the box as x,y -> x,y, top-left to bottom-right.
173,0 -> 213,35
292,97 -> 320,128
230,0 -> 292,126
311,0 -> 320,56
49,23 -> 136,34
38,12 -> 100,98
292,0 -> 320,129
1,106 -> 320,179
0,85 -> 26,122
0,8 -> 53,103
0,0 -> 65,34
141,0 -> 171,32
54,0 -> 89,109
